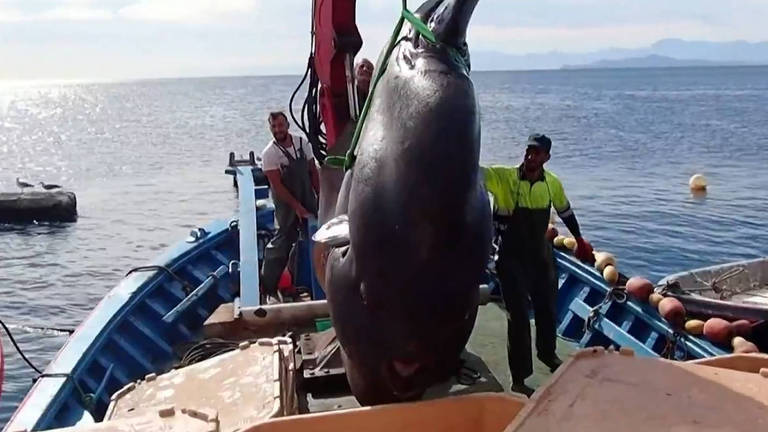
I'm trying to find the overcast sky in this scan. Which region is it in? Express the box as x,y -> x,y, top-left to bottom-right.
2,0 -> 767,80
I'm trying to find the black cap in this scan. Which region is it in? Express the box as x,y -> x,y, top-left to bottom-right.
526,134 -> 552,153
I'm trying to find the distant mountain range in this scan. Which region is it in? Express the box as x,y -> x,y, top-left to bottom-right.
561,54 -> 753,70
472,39 -> 768,71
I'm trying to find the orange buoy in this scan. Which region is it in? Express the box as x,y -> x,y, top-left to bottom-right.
658,297 -> 686,329
703,318 -> 733,345
626,277 -> 654,302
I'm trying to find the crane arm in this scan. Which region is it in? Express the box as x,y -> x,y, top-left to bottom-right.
312,0 -> 362,153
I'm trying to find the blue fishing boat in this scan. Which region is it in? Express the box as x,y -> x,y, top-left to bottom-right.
550,251 -> 728,359
4,157 -> 739,432
4,220 -> 246,430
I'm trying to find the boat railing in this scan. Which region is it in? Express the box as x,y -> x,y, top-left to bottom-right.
225,152 -> 270,314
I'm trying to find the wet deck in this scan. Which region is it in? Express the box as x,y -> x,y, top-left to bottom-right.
204,301 -> 576,396
467,304 -> 577,392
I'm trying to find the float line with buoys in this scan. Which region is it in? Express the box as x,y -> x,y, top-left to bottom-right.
550,233 -> 763,355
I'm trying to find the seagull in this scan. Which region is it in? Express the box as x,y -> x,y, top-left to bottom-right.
39,182 -> 62,191
16,177 -> 34,193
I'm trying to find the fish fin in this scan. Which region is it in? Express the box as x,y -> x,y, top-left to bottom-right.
312,214 -> 350,247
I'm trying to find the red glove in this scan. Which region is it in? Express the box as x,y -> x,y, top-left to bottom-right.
574,237 -> 595,264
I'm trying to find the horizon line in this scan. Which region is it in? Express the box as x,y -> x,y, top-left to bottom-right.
3,63 -> 768,86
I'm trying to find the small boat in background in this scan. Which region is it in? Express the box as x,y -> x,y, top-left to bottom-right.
658,257 -> 768,322
655,257 -> 768,355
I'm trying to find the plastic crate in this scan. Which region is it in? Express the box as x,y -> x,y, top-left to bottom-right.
243,393 -> 526,432
505,347 -> 768,432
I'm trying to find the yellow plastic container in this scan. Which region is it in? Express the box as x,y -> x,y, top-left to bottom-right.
244,393 -> 526,432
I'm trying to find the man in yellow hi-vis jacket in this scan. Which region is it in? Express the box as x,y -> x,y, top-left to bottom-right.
482,134 -> 594,397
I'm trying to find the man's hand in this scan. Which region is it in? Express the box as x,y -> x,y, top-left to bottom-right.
574,237 -> 595,264
295,205 -> 312,219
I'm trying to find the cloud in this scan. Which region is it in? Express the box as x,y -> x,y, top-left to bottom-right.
117,0 -> 260,23
0,1 -> 112,22
0,6 -> 24,22
0,0 -> 261,23
2,0 -> 767,80
39,6 -> 114,21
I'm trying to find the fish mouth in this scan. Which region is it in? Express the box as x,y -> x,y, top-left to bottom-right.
382,358 -> 432,400
402,0 -> 479,73
393,359 -> 421,378
414,0 -> 478,47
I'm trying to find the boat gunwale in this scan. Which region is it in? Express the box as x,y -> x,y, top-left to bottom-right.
658,256 -> 768,289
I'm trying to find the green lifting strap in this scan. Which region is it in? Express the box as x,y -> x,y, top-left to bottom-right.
402,7 -> 437,43
325,0 -> 445,171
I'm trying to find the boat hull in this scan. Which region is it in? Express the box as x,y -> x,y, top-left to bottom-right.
4,218 -> 248,432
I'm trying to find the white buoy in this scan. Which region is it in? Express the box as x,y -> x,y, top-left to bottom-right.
689,174 -> 707,191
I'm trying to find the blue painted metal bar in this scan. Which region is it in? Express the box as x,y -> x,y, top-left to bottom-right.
92,364 -> 114,405
109,336 -> 154,373
234,165 -> 261,308
568,298 -> 657,356
162,265 -> 229,323
126,317 -> 173,355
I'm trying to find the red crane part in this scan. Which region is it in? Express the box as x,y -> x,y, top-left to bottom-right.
313,0 -> 362,151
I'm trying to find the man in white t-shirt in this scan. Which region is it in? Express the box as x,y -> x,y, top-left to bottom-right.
260,111 -> 319,304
